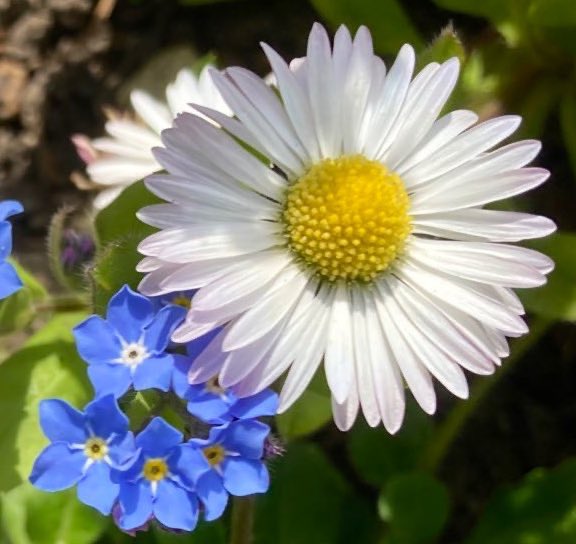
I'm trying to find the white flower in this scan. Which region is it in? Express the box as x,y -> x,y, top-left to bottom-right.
137,24 -> 556,433
77,66 -> 231,209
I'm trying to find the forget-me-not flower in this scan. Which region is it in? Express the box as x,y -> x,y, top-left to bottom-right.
114,417 -> 227,532
0,200 -> 23,299
29,395 -> 136,514
73,285 -> 186,397
187,419 -> 271,498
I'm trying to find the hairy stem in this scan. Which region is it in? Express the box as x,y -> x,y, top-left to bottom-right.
230,496 -> 255,544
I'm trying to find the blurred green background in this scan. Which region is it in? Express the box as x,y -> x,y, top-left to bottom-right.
1,0 -> 576,542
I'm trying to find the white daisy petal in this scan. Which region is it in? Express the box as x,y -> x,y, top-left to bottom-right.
130,90 -> 173,134
403,115 -> 522,185
412,209 -> 557,242
324,284 -> 355,404
331,378 -> 360,432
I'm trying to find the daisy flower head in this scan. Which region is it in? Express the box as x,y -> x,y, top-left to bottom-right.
74,66 -> 231,209
137,23 -> 556,433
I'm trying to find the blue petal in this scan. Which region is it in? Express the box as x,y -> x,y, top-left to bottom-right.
77,462 -> 119,515
174,444 -> 211,485
0,222 -> 13,260
185,327 -> 222,361
153,480 -> 198,531
231,389 -> 279,420
132,354 -> 174,392
39,399 -> 87,444
216,420 -> 270,459
108,432 -> 139,469
84,395 -> 129,438
107,286 -> 154,343
29,444 -> 85,491
136,418 -> 182,457
118,481 -> 153,531
171,356 -> 192,398
73,316 -> 122,364
187,394 -> 231,425
143,305 -> 186,353
222,458 -> 269,496
0,200 -> 23,221
88,364 -> 132,398
0,261 -> 22,299
196,470 -> 228,521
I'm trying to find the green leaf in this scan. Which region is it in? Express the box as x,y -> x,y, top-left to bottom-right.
0,261 -> 47,336
529,0 -> 576,27
348,403 -> 433,487
560,91 -> 576,179
417,25 -> 466,69
310,0 -> 422,54
466,458 -> 576,543
153,521 -> 226,543
379,472 -> 450,543
0,483 -> 106,544
276,371 -> 332,439
520,232 -> 576,321
433,0 -> 514,21
0,311 -> 91,493
91,181 -> 160,313
255,443 -> 379,544
90,235 -> 146,315
94,180 -> 159,248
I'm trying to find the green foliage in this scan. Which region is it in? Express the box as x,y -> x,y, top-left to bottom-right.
521,232 -> 576,321
466,459 -> 576,543
379,472 -> 450,544
528,0 -> 576,27
310,0 -> 422,54
0,261 -> 47,337
91,181 -> 160,313
417,25 -> 466,69
255,442 -> 379,544
0,483 -> 107,544
560,91 -> 576,179
276,371 -> 332,439
348,404 -> 433,487
0,312 -> 91,493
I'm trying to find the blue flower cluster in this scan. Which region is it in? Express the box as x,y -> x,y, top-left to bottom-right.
30,285 -> 279,534
0,200 -> 23,300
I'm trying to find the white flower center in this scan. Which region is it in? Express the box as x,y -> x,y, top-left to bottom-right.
119,341 -> 149,366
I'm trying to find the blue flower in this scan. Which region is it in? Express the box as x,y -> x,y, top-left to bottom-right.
114,417 -> 228,532
173,351 -> 278,424
153,290 -> 195,312
0,200 -> 23,299
73,285 -> 186,397
29,395 -> 136,515
187,420 -> 271,498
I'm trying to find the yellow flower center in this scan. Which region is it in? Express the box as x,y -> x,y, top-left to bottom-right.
84,437 -> 108,461
143,458 -> 169,482
283,155 -> 411,282
203,445 -> 226,467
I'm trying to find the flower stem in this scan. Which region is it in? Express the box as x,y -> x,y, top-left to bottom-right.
420,317 -> 552,473
230,496 -> 255,544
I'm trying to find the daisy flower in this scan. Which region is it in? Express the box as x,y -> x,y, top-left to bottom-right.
137,23 -> 555,433
73,66 -> 231,209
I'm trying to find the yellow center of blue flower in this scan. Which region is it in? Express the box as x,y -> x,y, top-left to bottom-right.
171,294 -> 191,308
205,376 -> 225,395
283,155 -> 411,282
143,458 -> 169,481
84,437 -> 108,461
203,445 -> 226,467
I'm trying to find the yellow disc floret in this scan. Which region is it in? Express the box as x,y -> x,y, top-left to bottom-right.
143,458 -> 169,482
203,445 -> 226,467
84,437 -> 108,461
283,155 -> 411,282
